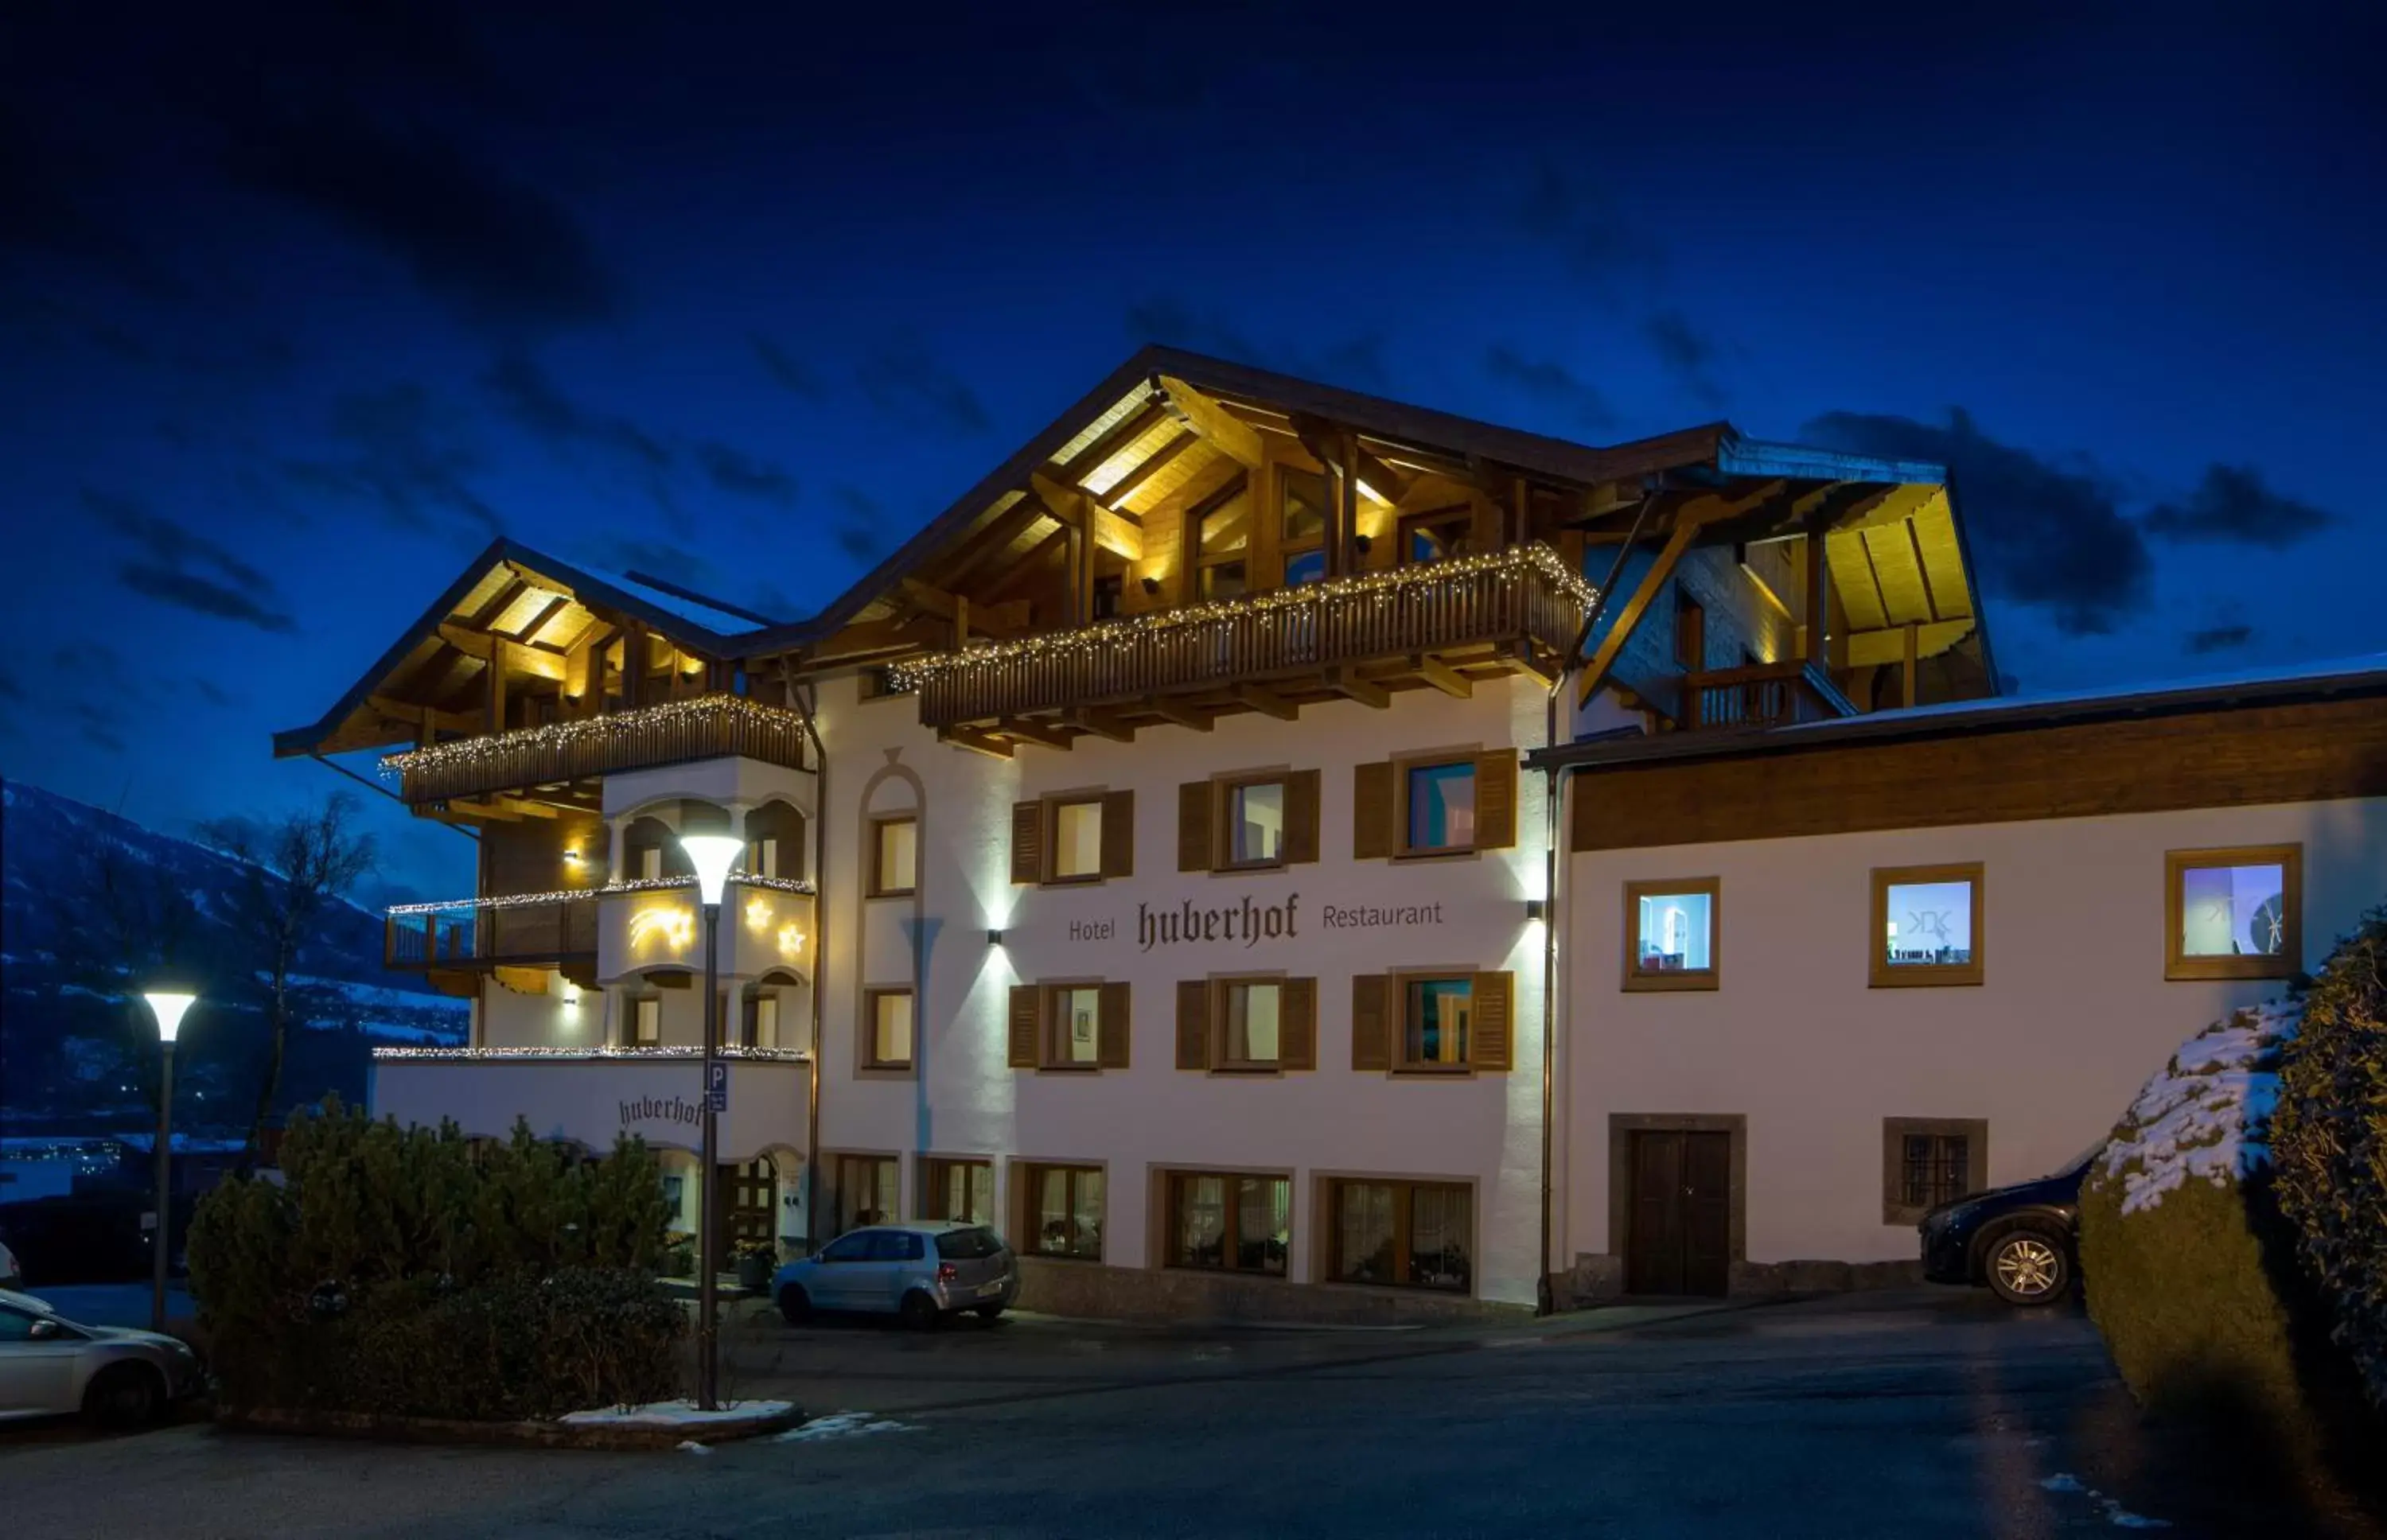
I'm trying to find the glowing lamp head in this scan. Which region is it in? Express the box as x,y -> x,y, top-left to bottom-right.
144,990 -> 198,1044
679,834 -> 746,907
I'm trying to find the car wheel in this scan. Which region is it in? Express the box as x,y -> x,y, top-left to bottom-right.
899,1290 -> 942,1331
777,1284 -> 812,1325
82,1363 -> 165,1429
974,1303 -> 1006,1321
1984,1230 -> 2072,1305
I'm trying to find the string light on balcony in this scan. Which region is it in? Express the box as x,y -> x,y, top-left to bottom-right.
377,693 -> 807,781
372,1045 -> 812,1062
886,542 -> 1597,689
386,873 -> 814,916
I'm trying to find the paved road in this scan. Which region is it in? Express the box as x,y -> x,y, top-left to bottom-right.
2,1289 -> 2363,1538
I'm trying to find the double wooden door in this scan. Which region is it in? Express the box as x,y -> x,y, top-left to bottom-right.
717,1159 -> 777,1262
1626,1130 -> 1732,1297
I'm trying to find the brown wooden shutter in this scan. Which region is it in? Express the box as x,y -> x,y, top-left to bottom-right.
1353,760 -> 1395,861
1007,984 -> 1041,1069
1280,977 -> 1317,1070
1350,974 -> 1391,1072
1010,800 -> 1043,885
1470,970 -> 1514,1071
1474,752 -> 1517,850
1283,768 -> 1322,865
1175,979 -> 1211,1071
1101,790 -> 1135,878
1097,982 -> 1131,1068
1178,781 -> 1213,873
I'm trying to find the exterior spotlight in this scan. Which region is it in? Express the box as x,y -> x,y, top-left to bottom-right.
1524,899 -> 1547,922
679,834 -> 745,908
1353,534 -> 1373,554
987,929 -> 1005,947
1139,576 -> 1160,596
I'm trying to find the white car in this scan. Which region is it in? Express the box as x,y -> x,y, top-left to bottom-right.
0,1288 -> 204,1426
0,1239 -> 18,1291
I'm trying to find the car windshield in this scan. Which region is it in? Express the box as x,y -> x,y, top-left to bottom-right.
936,1227 -> 1004,1261
2056,1141 -> 2105,1178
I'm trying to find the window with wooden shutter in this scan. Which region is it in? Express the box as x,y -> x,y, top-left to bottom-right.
1352,761 -> 1395,861
1280,977 -> 1317,1070
1007,984 -> 1040,1068
1350,974 -> 1391,1071
1473,752 -> 1517,850
1100,791 -> 1135,878
1283,768 -> 1321,865
1097,982 -> 1131,1068
1177,782 -> 1213,873
1175,979 -> 1211,1070
1469,970 -> 1514,1071
1010,802 -> 1042,885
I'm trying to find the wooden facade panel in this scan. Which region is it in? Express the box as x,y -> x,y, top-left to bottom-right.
1571,697 -> 2387,851
1604,545 -> 1795,723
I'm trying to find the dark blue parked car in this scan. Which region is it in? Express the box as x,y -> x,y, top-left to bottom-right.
1920,1145 -> 2099,1305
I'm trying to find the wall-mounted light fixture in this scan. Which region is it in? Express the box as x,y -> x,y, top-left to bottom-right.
1524,899 -> 1547,922
1353,534 -> 1373,554
1140,576 -> 1161,596
987,928 -> 1005,947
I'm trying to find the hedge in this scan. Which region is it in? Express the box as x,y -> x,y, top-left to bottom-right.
188,1100 -> 684,1420
2272,907 -> 2387,1410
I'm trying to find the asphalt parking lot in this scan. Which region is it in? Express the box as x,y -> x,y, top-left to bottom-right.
4,1289 -> 2373,1539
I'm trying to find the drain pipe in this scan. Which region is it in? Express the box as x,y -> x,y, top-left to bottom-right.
1536,494 -> 1656,1314
792,678 -> 828,1252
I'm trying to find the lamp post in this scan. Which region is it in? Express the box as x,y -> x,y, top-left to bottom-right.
678,832 -> 745,1413
142,990 -> 197,1334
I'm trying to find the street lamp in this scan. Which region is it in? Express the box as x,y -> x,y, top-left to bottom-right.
678,831 -> 744,1412
142,990 -> 197,1334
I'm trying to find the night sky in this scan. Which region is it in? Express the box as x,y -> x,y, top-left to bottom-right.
3,2 -> 2381,904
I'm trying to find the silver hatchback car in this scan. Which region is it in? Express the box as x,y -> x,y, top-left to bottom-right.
773,1221 -> 1018,1328
0,1288 -> 204,1426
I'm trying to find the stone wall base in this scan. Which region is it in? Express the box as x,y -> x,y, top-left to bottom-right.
1014,1258 -> 1531,1327
1555,1252 -> 1924,1308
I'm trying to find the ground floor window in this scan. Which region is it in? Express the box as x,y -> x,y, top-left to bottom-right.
2166,844 -> 2300,981
834,1153 -> 899,1237
922,1156 -> 995,1225
1163,1171 -> 1290,1275
1019,1162 -> 1104,1261
1881,1118 -> 1988,1224
1328,1179 -> 1472,1293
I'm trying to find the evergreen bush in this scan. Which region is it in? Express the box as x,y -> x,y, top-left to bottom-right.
2272,907 -> 2387,1410
187,1099 -> 683,1419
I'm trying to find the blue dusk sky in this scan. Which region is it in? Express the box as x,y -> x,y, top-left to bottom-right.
2,2 -> 2380,901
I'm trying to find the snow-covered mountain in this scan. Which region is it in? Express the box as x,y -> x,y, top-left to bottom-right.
1,780 -> 467,1135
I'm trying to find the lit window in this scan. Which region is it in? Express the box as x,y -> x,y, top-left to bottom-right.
1280,469 -> 1326,587
1624,879 -> 1719,991
1404,977 -> 1473,1068
1404,760 -> 1477,854
632,996 -> 661,1045
1330,1180 -> 1471,1292
923,1157 -> 993,1224
1053,986 -> 1102,1065
750,836 -> 779,881
871,816 -> 917,897
638,846 -> 663,882
1871,865 -> 1984,987
1196,496 -> 1249,601
2167,846 -> 2300,981
864,989 -> 913,1070
1226,779 -> 1285,868
1022,1163 -> 1104,1260
1051,799 -> 1104,881
1400,508 -> 1471,566
748,992 -> 778,1049
1165,1172 -> 1290,1275
1221,981 -> 1281,1067
834,1153 -> 899,1235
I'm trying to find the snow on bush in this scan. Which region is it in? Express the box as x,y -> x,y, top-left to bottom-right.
2100,1000 -> 2298,1215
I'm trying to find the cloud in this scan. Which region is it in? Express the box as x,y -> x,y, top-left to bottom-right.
220,98 -> 614,333
855,335 -> 991,434
483,351 -> 671,469
1125,298 -> 1267,366
2143,465 -> 2334,550
281,383 -> 500,542
1483,344 -> 1616,430
694,441 -> 799,507
752,335 -> 829,401
829,484 -> 886,562
1514,162 -> 1662,290
84,488 -> 299,632
1799,408 -> 2153,636
1310,334 -> 1390,391
2184,624 -> 2255,655
189,676 -> 241,708
1642,309 -> 1727,410
0,107 -> 187,299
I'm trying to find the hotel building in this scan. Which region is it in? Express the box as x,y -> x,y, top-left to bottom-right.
277,348 -> 2387,1319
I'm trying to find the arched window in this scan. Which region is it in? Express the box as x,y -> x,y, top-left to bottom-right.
621,815 -> 691,882
744,800 -> 806,882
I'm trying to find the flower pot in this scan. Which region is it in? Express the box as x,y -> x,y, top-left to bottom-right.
735,1253 -> 774,1293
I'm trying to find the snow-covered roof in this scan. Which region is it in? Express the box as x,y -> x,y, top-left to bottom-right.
1785,651 -> 2387,734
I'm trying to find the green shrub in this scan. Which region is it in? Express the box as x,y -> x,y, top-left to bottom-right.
187,1099 -> 683,1419
2081,1001 -> 2307,1429
2272,907 -> 2387,1410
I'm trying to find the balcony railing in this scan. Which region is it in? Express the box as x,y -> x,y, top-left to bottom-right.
380,694 -> 810,807
385,892 -> 602,971
1680,660 -> 1857,730
385,877 -> 816,979
892,544 -> 1595,730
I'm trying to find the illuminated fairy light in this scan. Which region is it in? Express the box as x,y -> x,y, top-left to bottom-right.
376,693 -> 807,780
373,1045 -> 812,1063
886,542 -> 1595,689
628,904 -> 695,950
387,873 -> 813,916
776,923 -> 806,959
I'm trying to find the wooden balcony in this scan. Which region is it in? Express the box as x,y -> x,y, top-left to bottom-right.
897,544 -> 1595,738
385,892 -> 602,974
1680,660 -> 1858,731
380,694 -> 809,808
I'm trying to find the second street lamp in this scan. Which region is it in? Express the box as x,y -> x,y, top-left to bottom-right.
678,831 -> 746,1414
142,990 -> 198,1335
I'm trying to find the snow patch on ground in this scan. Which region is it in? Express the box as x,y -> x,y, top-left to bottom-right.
2100,1000 -> 2299,1215
773,1410 -> 923,1443
2039,1474 -> 2171,1529
558,1398 -> 794,1428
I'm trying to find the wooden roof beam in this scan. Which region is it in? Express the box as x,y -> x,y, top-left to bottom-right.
1056,399 -> 1171,484
1029,472 -> 1143,561
937,725 -> 1014,760
1067,707 -> 1136,743
1096,429 -> 1197,511
999,718 -> 1075,751
1158,375 -> 1264,469
1146,698 -> 1215,733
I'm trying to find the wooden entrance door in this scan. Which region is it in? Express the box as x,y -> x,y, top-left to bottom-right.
1626,1130 -> 1733,1296
718,1159 -> 777,1264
